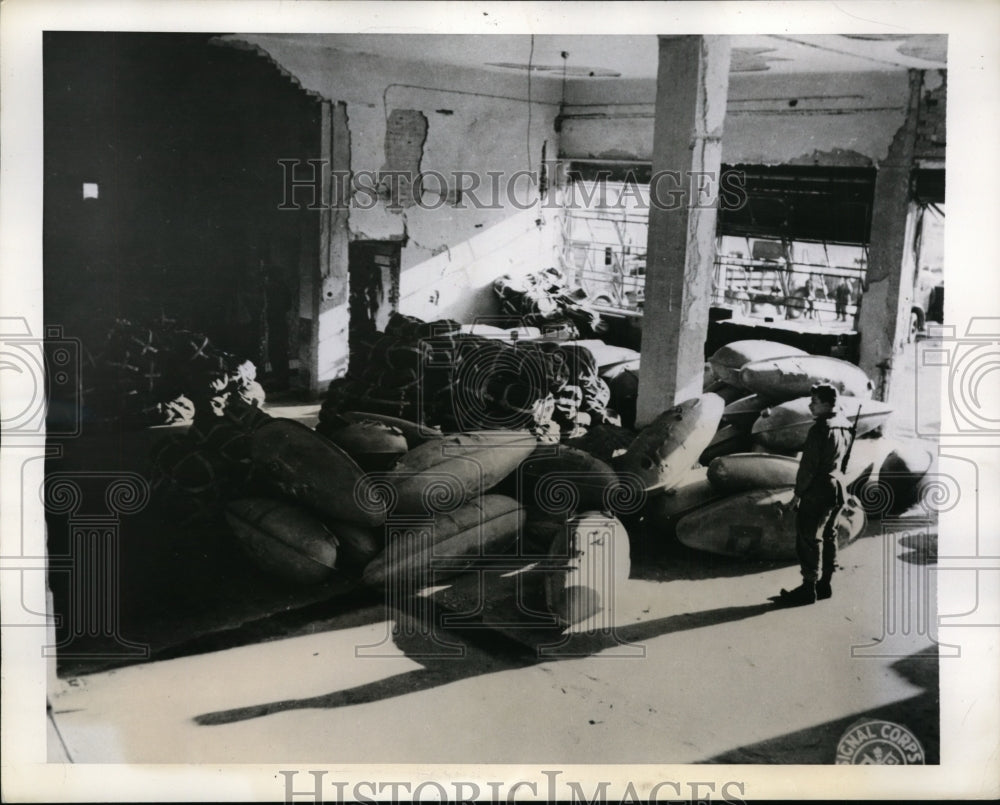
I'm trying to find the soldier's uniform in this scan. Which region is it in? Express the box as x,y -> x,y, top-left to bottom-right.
788,409 -> 852,601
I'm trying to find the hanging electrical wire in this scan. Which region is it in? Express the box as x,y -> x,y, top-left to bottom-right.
560,49 -> 568,118
526,34 -> 534,176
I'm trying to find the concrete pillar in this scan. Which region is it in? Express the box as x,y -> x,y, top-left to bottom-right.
858,70 -> 922,402
635,36 -> 731,427
307,100 -> 352,394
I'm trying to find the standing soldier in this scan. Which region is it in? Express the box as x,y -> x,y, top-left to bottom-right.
776,383 -> 853,606
835,279 -> 851,321
803,277 -> 816,319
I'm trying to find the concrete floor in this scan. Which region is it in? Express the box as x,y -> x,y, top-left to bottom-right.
45,338 -> 945,766
47,530 -> 940,765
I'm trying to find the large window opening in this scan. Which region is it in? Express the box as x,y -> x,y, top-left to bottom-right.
712,236 -> 867,324
558,163 -> 899,329
559,178 -> 649,311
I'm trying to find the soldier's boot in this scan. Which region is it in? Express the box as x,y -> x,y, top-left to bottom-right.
816,573 -> 833,601
777,581 -> 817,607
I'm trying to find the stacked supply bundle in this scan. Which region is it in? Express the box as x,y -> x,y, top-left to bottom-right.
319,313 -> 617,441
149,395 -> 272,525
145,328 -> 933,630
147,383 -> 635,632
630,340 -> 934,562
493,267 -> 607,339
320,313 -> 460,424
698,340 -> 886,462
85,316 -> 264,428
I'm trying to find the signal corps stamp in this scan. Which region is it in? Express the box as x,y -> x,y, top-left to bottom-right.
835,719 -> 926,765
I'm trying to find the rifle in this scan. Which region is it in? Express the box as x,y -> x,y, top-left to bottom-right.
840,403 -> 864,475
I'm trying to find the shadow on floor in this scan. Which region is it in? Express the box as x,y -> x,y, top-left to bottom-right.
192,599 -> 776,726
703,645 -> 940,764
631,542 -> 791,582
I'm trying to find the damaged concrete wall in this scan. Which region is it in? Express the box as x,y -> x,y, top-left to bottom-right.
914,69 -> 947,163
221,34 -> 561,389
860,70 -> 946,401
560,70 -> 911,167
347,89 -> 560,324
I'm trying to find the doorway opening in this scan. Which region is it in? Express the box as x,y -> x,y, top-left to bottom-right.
348,241 -> 401,374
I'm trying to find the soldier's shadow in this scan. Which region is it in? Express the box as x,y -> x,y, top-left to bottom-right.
630,544 -> 795,581
192,576 -> 774,727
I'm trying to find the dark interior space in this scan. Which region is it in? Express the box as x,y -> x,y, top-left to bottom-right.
44,32 -> 321,385
42,33 -> 329,673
